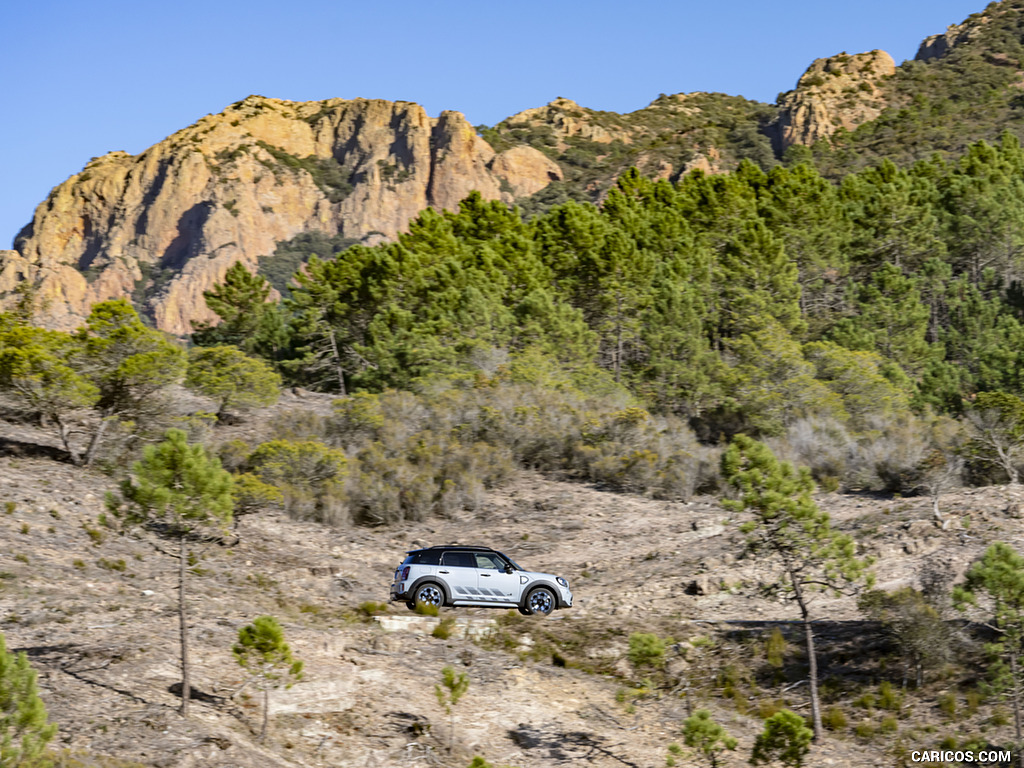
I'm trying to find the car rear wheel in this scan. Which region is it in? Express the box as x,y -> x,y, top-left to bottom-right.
524,586 -> 556,616
413,582 -> 444,610
406,601 -> 416,611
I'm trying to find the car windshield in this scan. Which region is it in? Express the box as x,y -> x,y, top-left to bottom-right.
498,551 -> 523,571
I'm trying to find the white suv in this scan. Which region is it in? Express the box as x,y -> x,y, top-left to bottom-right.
389,545 -> 573,616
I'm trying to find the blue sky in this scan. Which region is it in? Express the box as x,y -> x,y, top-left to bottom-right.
1,0 -> 987,248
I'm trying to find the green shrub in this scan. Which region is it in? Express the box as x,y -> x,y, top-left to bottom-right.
232,473 -> 283,516
432,618 -> 457,639
357,601 -> 388,617
628,633 -> 666,670
823,706 -> 848,731
965,689 -> 982,715
81,523 -> 104,545
854,721 -> 875,739
765,627 -> 786,668
878,680 -> 902,711
938,692 -> 957,719
247,439 -> 348,525
854,692 -> 876,711
818,475 -> 841,492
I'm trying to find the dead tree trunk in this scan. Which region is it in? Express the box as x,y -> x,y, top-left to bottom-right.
792,576 -> 823,740
179,532 -> 191,717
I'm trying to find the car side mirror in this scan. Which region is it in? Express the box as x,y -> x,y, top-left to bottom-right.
504,564 -> 514,574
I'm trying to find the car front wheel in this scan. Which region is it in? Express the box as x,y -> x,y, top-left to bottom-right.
413,583 -> 444,610
524,586 -> 556,616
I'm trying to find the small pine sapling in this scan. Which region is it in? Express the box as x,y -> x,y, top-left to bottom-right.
751,709 -> 813,768
682,709 -> 737,768
233,616 -> 304,742
0,631 -> 57,767
435,665 -> 470,754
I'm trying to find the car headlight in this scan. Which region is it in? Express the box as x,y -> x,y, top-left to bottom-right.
556,577 -> 568,588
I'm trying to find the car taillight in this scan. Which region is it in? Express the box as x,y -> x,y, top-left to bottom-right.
401,566 -> 410,580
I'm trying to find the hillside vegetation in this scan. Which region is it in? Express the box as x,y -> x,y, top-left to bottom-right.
12,3 -> 1024,766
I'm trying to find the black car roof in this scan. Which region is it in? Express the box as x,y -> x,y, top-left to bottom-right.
407,545 -> 498,554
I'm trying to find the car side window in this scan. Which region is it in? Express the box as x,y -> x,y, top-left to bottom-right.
441,552 -> 475,568
474,553 -> 504,570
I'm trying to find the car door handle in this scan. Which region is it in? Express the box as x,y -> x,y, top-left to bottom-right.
439,570 -> 450,574
481,573 -> 491,577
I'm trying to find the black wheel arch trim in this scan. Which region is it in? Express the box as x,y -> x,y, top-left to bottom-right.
409,576 -> 451,606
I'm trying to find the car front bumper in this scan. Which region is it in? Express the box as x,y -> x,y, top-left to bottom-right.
559,585 -> 573,608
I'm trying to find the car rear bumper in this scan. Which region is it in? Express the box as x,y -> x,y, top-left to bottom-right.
390,582 -> 409,602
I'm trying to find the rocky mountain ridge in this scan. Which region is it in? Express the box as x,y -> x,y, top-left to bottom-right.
1,97 -> 561,334
2,0 -> 1019,334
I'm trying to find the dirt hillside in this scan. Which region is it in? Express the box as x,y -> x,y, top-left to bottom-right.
1,414 -> 1020,768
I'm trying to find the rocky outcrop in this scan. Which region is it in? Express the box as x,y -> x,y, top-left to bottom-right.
4,96 -> 560,334
774,50 -> 896,150
488,146 -> 563,198
916,17 -> 989,61
502,97 -> 632,148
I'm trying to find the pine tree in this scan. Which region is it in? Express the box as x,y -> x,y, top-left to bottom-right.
635,261 -> 722,419
233,616 -> 304,742
827,263 -> 934,378
940,272 -> 1024,395
193,262 -> 272,347
185,345 -> 281,420
802,341 -> 912,429
726,323 -> 842,436
675,163 -> 762,255
75,300 -> 187,465
107,429 -> 234,716
0,632 -> 57,767
0,325 -> 98,463
942,135 -> 1024,284
954,543 -> 1024,767
721,436 -> 873,740
759,163 -> 852,332
713,219 -> 803,342
842,159 -> 945,277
